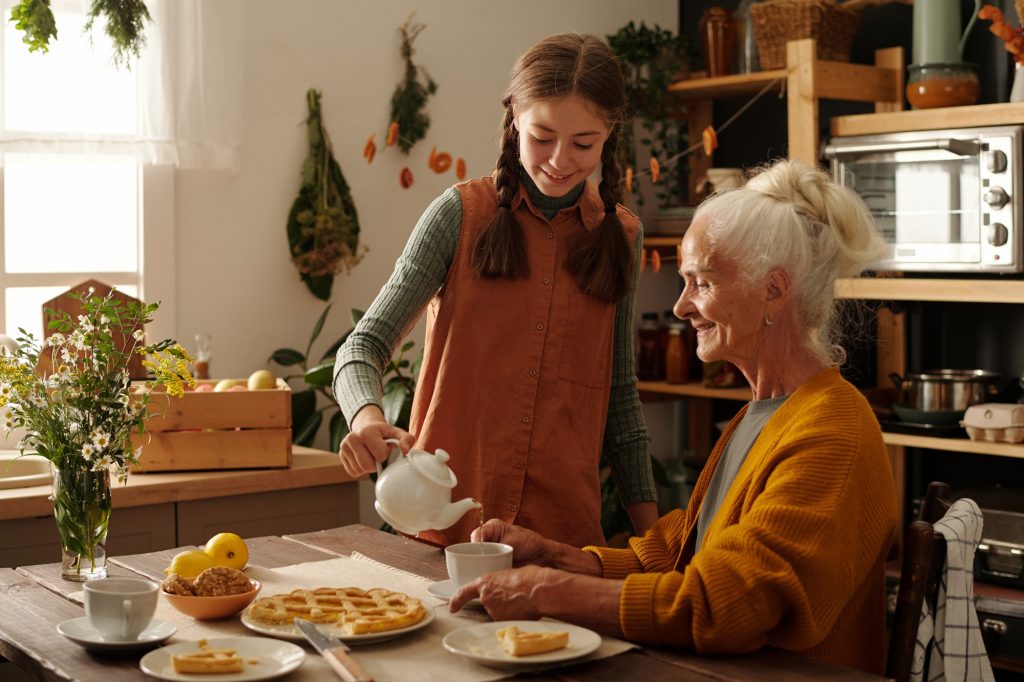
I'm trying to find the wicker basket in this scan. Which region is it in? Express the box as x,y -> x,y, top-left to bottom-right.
750,0 -> 862,70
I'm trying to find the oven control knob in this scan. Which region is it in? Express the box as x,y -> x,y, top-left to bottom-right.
987,222 -> 1009,247
985,150 -> 1008,173
984,187 -> 1009,209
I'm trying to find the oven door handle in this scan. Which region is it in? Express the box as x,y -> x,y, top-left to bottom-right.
823,138 -> 981,158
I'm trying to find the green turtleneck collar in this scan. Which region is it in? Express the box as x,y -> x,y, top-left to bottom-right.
519,167 -> 586,221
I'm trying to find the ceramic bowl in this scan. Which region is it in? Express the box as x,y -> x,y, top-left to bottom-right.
161,580 -> 261,620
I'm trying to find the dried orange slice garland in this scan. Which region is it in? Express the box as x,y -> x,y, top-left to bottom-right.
702,126 -> 718,156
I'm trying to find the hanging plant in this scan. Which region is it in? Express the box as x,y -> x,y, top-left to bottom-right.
287,89 -> 365,301
9,0 -> 151,67
388,14 -> 436,155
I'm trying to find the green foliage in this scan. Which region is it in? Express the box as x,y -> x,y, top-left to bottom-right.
288,90 -> 365,301
0,289 -> 193,477
83,0 -> 151,67
269,305 -> 419,452
388,16 -> 436,155
9,0 -> 57,53
9,0 -> 150,67
608,21 -> 692,207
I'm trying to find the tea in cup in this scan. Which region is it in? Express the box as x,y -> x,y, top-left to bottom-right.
445,542 -> 513,589
83,577 -> 158,641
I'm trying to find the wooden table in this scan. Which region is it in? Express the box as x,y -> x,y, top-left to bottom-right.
0,524 -> 887,681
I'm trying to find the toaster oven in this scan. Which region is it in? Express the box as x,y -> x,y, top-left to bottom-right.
825,124 -> 1023,273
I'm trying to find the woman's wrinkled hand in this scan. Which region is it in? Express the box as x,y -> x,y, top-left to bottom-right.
338,410 -> 415,478
449,565 -> 550,620
472,519 -> 551,567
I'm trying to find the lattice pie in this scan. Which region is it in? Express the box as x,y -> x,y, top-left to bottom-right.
246,586 -> 426,635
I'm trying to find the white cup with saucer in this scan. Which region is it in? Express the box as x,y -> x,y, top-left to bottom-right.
83,577 -> 159,641
428,542 -> 513,610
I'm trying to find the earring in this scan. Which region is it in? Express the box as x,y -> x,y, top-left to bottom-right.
764,315 -> 775,326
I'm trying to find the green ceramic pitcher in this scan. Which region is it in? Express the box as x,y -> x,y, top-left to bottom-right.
912,0 -> 982,64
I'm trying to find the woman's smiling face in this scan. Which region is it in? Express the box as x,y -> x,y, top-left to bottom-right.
673,217 -> 765,364
515,94 -> 610,197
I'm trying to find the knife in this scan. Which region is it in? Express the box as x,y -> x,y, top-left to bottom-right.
294,619 -> 373,682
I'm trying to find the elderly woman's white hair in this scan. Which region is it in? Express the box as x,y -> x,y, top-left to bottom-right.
693,159 -> 885,366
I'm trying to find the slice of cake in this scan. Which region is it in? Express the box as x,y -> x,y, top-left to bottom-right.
171,648 -> 244,674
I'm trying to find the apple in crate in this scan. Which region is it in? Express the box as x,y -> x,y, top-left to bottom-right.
247,370 -> 277,390
213,379 -> 241,392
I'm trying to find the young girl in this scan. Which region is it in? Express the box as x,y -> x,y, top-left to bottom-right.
333,33 -> 657,548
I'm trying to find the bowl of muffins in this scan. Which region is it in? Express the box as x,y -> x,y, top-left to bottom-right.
161,566 -> 261,620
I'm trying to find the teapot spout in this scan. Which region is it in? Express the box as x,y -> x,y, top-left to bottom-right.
430,497 -> 481,532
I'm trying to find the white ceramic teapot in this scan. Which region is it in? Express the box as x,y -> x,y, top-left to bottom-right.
374,439 -> 480,536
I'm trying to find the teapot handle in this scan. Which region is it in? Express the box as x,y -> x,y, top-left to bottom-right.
377,437 -> 403,477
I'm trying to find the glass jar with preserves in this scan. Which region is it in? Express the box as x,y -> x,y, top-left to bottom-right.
906,63 -> 980,109
665,325 -> 689,384
637,312 -> 663,381
700,7 -> 737,78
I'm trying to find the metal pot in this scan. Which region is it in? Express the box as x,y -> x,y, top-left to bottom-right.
890,370 -> 1002,412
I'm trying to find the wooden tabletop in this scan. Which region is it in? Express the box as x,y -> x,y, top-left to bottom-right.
0,524 -> 888,681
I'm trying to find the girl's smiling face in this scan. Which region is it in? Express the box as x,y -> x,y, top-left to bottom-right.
515,94 -> 611,197
673,217 -> 766,365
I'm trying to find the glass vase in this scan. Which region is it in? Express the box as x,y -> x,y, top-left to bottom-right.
51,465 -> 112,581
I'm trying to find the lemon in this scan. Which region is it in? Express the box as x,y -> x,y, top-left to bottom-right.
164,549 -> 216,578
247,369 -> 277,390
204,532 -> 249,570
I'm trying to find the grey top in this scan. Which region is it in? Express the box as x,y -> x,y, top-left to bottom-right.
332,174 -> 656,505
695,395 -> 788,549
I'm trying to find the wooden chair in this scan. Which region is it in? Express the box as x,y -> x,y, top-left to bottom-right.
886,482 -> 953,682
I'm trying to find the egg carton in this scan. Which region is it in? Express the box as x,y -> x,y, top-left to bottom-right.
961,403 -> 1024,444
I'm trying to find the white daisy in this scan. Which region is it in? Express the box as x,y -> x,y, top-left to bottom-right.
81,443 -> 95,458
132,329 -> 145,341
47,332 -> 66,346
91,430 -> 110,451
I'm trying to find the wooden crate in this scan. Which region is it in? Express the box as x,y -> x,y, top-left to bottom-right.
130,379 -> 293,473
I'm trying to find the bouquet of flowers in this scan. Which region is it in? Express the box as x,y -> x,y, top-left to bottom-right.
980,3 -> 1024,64
0,287 -> 194,579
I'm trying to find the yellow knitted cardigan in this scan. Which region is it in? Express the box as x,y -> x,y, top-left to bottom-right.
589,367 -> 897,674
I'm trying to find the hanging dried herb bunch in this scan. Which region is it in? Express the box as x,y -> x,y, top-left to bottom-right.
287,89 -> 365,301
9,0 -> 151,67
388,14 -> 437,155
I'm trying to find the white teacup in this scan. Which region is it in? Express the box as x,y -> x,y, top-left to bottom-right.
445,542 -> 513,589
83,577 -> 158,641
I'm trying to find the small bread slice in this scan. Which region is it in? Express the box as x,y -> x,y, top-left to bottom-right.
172,648 -> 244,674
495,625 -> 569,656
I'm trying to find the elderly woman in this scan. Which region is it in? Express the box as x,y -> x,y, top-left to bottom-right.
451,159 -> 898,675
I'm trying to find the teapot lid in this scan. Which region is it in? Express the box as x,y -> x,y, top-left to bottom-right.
408,448 -> 457,489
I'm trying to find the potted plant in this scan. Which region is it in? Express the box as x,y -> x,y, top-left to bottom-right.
608,21 -> 692,210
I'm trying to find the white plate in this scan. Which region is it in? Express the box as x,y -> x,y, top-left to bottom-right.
57,617 -> 176,653
426,579 -> 484,610
140,636 -> 304,681
240,605 -> 436,645
442,620 -> 601,669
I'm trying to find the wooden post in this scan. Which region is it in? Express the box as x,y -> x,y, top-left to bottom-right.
874,47 -> 905,113
787,39 -> 819,165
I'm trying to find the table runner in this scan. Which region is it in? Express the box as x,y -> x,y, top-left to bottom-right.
131,553 -> 637,681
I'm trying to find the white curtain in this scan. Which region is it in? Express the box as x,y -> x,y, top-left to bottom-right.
0,0 -> 243,171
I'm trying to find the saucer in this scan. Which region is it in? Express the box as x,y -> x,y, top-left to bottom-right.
57,617 -> 176,653
427,579 -> 484,610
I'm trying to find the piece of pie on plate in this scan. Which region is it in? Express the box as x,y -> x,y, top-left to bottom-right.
495,625 -> 570,656
246,586 -> 426,635
172,647 -> 244,674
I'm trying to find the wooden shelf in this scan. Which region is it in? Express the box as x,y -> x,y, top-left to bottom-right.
644,235 -> 684,249
832,101 -> 1024,137
637,380 -> 751,402
669,69 -> 789,101
836,277 -> 1024,304
882,432 -> 1024,460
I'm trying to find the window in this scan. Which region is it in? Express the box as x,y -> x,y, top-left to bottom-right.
0,0 -> 173,344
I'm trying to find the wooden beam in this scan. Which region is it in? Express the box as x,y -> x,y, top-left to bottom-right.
787,39 -> 819,165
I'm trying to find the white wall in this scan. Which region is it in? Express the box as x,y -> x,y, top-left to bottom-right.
173,1 -> 679,522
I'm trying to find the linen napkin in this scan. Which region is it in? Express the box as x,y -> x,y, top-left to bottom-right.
149,553 -> 636,681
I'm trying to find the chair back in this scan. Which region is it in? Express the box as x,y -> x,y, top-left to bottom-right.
886,482 -> 952,682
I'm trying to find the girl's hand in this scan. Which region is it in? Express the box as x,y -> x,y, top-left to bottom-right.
338,406 -> 415,477
472,519 -> 552,567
